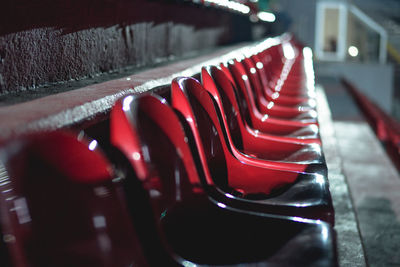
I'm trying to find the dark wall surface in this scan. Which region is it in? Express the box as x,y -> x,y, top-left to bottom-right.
0,0 -> 251,95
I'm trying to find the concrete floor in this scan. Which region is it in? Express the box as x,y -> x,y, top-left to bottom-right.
318,76 -> 400,267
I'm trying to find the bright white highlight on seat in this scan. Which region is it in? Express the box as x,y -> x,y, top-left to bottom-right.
315,174 -> 325,185
204,0 -> 250,14
93,215 -> 106,228
282,43 -> 295,60
217,202 -> 227,208
132,152 -> 141,160
322,226 -> 329,241
257,11 -> 276,22
123,95 -> 134,111
88,140 -> 98,151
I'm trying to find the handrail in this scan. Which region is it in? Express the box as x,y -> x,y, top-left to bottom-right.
348,4 -> 388,64
387,42 -> 400,64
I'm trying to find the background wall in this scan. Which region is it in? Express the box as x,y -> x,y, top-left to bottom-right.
0,0 -> 253,95
316,61 -> 394,113
275,0 -> 395,116
271,0 -> 318,48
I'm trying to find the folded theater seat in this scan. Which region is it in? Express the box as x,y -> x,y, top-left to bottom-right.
110,93 -> 336,266
241,57 -> 317,118
249,53 -> 317,108
256,42 -> 317,97
206,63 -> 320,140
0,33 -> 335,266
201,65 -> 322,144
230,58 -> 318,123
178,73 -> 327,178
224,60 -> 317,132
171,77 -> 333,223
0,132 -> 148,266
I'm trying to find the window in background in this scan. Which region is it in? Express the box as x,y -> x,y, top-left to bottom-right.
315,1 -> 387,63
315,2 -> 347,61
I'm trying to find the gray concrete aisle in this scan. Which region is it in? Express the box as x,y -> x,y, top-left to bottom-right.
318,76 -> 400,267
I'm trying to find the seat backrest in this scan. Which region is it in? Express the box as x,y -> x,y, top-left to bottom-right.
228,59 -> 262,118
111,94 -> 202,215
0,131 -> 145,266
249,54 -> 274,97
201,66 -> 247,149
242,57 -> 268,107
171,77 -> 229,189
111,94 -> 216,265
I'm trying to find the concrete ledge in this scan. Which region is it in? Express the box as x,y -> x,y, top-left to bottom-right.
0,42 -> 254,141
316,85 -> 366,267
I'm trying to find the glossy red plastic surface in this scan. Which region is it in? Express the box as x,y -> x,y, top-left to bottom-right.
345,80 -> 400,171
250,54 -> 315,107
243,55 -> 315,111
229,60 -> 320,135
34,132 -> 112,183
0,131 -> 146,266
111,94 -> 202,187
201,67 -> 324,164
109,93 -> 336,266
240,57 -> 317,122
257,47 -> 312,96
172,77 -> 328,194
171,77 -> 333,223
201,65 -> 321,143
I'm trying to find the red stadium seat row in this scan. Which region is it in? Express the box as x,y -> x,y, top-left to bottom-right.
344,79 -> 400,170
0,36 -> 337,266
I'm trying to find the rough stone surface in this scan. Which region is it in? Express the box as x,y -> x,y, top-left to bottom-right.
0,0 -> 240,94
320,75 -> 400,267
0,23 -> 225,94
317,86 -> 367,267
335,122 -> 400,267
0,42 -> 250,141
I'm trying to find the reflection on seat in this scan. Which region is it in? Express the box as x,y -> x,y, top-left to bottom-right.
201,66 -> 324,154
241,57 -> 317,121
0,34 -> 337,266
110,93 -> 336,265
171,77 -> 333,223
205,63 -> 321,138
250,54 -> 316,107
0,131 -> 147,266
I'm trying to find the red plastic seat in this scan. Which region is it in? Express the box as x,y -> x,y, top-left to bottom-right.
257,46 -> 315,96
110,93 -> 337,266
202,69 -> 326,174
220,59 -> 315,110
240,57 -> 318,122
171,77 -> 333,222
258,43 -> 305,79
202,65 -> 322,143
227,59 -> 318,126
0,131 -> 147,266
258,44 -> 308,80
172,77 -> 326,192
249,54 -> 316,107
222,61 -> 318,138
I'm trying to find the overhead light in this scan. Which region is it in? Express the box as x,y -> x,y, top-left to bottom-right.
348,46 -> 359,57
257,11 -> 276,22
